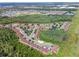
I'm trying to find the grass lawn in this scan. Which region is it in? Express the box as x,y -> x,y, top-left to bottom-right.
39,29 -> 68,43
0,14 -> 72,24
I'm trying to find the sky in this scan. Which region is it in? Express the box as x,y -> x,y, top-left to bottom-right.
0,0 -> 78,2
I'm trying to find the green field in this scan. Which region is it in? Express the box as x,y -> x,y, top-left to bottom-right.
40,29 -> 68,43
0,14 -> 72,24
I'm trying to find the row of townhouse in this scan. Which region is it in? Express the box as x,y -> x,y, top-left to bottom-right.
22,22 -> 70,31
11,23 -> 59,55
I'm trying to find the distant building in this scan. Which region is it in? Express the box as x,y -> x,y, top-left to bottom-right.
63,11 -> 75,15
0,10 -> 17,17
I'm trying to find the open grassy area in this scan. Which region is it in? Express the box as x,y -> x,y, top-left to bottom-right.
39,29 -> 68,43
67,10 -> 79,56
0,14 -> 72,24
